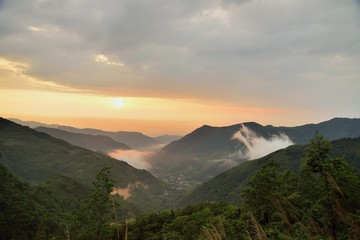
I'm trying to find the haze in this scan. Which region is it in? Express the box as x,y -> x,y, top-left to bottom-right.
1,0 -> 359,135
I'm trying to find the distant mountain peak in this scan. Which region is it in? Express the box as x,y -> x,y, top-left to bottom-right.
8,118 -> 160,150
35,126 -> 131,152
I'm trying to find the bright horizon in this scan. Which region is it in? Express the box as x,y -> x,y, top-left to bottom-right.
1,1 -> 359,136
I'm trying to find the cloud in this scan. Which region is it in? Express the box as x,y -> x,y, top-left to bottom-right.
232,124 -> 293,160
108,149 -> 153,170
0,57 -> 83,92
0,0 -> 359,116
94,54 -> 125,67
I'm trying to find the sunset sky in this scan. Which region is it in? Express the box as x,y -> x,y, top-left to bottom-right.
1,0 -> 359,136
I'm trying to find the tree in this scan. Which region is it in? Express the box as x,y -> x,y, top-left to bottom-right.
241,160 -> 301,240
71,168 -> 115,240
304,132 -> 332,173
242,160 -> 297,224
301,133 -> 360,239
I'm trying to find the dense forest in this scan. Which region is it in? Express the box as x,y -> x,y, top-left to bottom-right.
1,133 -> 360,239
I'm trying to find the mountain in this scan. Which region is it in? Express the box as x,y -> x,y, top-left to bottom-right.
0,118 -> 173,211
154,135 -> 182,145
9,118 -> 60,129
149,118 -> 360,186
268,117 -> 360,143
176,137 -> 360,207
10,118 -> 160,150
57,126 -> 159,150
35,126 -> 131,153
0,163 -> 63,239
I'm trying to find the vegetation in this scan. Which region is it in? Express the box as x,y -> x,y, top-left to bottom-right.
150,118 -> 360,184
125,133 -> 360,239
70,168 -> 118,239
0,164 -> 141,239
2,117 -> 360,239
178,136 -> 360,206
0,118 -> 172,212
0,164 -> 64,239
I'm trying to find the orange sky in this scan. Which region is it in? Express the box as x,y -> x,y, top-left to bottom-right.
0,56 -> 350,136
1,1 -> 359,136
0,56 -> 312,136
0,87 -> 314,136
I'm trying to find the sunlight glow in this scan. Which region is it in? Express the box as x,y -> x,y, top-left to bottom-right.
112,98 -> 125,108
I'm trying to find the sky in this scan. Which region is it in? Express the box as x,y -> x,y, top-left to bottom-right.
0,0 -> 359,136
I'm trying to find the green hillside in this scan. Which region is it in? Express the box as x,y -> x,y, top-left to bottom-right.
0,118 -> 173,211
177,137 -> 360,207
0,163 -> 64,239
39,175 -> 90,210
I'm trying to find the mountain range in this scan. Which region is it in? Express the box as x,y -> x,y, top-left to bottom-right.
35,126 -> 131,153
4,117 -> 360,208
10,118 -> 162,150
0,118 -> 174,211
177,136 -> 360,207
149,118 -> 360,186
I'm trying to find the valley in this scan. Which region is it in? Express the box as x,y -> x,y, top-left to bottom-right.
2,1 -> 359,238
1,116 -> 360,239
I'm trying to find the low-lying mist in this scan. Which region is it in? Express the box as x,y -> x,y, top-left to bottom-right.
108,149 -> 154,170
232,124 -> 294,160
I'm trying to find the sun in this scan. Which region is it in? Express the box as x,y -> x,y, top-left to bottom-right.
112,98 -> 125,108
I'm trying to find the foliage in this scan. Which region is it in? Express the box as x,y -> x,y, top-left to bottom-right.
151,117 -> 360,184
0,164 -> 65,239
0,118 -> 172,212
70,168 -> 116,240
240,134 -> 360,239
127,202 -> 245,240
2,118 -> 360,239
178,136 -> 360,207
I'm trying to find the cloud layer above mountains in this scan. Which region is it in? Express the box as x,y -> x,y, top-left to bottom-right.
1,0 -> 359,118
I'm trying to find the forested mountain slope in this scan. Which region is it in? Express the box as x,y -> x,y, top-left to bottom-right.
177,137 -> 360,206
150,118 -> 360,184
0,118 -> 172,211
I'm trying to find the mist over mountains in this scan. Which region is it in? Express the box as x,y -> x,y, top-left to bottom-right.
149,118 -> 360,187
232,123 -> 294,160
8,117 -> 360,189
2,115 -> 360,239
177,136 -> 360,207
0,118 -> 174,211
6,117 -> 360,189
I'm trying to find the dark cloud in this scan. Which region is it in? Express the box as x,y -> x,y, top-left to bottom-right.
0,0 -> 359,115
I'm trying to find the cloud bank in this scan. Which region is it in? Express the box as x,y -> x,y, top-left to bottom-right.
232,124 -> 293,160
0,0 -> 359,117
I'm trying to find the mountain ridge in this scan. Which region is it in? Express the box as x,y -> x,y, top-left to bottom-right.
150,117 -> 360,185
0,117 -> 173,211
176,136 -> 360,207
9,118 -> 160,150
35,126 -> 131,153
